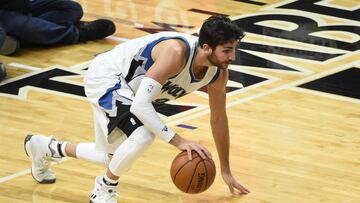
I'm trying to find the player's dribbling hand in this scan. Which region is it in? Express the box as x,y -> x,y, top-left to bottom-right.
169,133 -> 212,160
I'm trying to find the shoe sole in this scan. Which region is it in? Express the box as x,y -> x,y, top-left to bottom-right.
24,134 -> 56,184
0,36 -> 19,56
0,63 -> 6,82
24,134 -> 33,157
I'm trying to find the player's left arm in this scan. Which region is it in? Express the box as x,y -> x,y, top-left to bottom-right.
208,69 -> 250,195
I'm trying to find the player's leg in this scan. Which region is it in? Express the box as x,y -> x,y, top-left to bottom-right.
24,134 -> 114,183
89,126 -> 155,203
109,126 -> 155,177
88,86 -> 156,202
24,134 -> 62,184
24,80 -> 132,184
23,111 -> 127,184
24,106 -> 123,183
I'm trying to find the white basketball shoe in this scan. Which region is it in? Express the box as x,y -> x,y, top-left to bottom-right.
24,134 -> 62,183
89,176 -> 118,203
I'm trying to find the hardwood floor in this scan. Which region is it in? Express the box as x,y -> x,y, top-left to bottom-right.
0,0 -> 359,202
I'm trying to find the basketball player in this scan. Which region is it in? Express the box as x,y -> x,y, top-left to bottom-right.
24,15 -> 250,203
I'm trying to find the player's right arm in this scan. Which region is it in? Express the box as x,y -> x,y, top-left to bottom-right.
129,39 -> 211,160
169,133 -> 212,160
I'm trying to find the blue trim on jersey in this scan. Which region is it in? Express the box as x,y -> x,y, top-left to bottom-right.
189,57 -> 200,83
189,53 -> 198,83
209,67 -> 221,84
141,36 -> 191,71
99,83 -> 121,110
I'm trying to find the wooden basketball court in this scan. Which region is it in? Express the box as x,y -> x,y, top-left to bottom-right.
0,0 -> 359,202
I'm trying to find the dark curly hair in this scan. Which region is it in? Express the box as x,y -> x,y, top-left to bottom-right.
199,15 -> 244,49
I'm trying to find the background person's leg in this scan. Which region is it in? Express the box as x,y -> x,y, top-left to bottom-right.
0,24 -> 19,55
25,0 -> 83,25
0,0 -> 114,46
0,10 -> 79,45
0,25 -> 5,46
24,0 -> 115,43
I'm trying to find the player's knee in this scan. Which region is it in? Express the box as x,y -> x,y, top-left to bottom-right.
67,1 -> 84,20
108,127 -> 155,176
132,127 -> 155,147
140,133 -> 155,147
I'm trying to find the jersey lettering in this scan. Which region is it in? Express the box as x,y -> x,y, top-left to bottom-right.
161,81 -> 187,99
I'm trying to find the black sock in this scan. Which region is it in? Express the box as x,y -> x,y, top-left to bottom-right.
103,177 -> 118,186
57,143 -> 65,157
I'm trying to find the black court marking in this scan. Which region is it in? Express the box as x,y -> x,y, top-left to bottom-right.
233,50 -> 300,72
188,8 -> 227,16
298,67 -> 360,99
278,0 -> 359,21
153,103 -> 196,117
239,42 -> 342,62
0,68 -> 85,96
228,69 -> 268,87
199,70 -> 268,93
233,0 -> 266,6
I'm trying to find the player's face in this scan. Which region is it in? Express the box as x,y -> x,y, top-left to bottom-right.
208,40 -> 238,69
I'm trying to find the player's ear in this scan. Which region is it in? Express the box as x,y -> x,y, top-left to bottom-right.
202,43 -> 213,55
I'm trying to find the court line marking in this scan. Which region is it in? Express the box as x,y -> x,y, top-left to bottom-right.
241,49 -> 314,74
0,158 -> 69,183
258,0 -> 360,25
68,60 -> 92,71
315,0 -> 360,11
0,66 -> 89,101
106,35 -> 130,42
1,61 -> 358,183
50,75 -> 85,86
0,169 -> 31,183
290,87 -> 360,105
243,32 -> 349,54
8,63 -> 42,71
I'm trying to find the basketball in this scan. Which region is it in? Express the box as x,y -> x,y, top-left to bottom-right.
170,150 -> 216,194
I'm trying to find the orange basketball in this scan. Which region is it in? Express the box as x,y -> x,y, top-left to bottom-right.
170,151 -> 216,194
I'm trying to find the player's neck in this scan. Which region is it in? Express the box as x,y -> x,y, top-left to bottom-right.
193,47 -> 212,70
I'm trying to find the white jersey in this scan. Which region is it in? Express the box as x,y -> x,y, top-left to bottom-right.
84,32 -> 221,152
85,31 -> 220,106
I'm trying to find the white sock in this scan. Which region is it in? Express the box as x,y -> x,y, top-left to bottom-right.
48,139 -> 64,158
76,143 -> 111,166
60,142 -> 68,157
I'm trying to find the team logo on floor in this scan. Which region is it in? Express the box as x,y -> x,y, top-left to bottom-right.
1,0 -> 359,116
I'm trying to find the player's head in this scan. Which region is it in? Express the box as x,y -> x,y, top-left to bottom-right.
199,15 -> 244,49
198,15 -> 244,69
